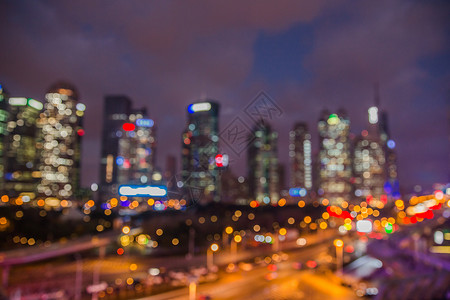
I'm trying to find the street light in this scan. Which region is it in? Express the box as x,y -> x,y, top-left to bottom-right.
223,226 -> 233,247
207,243 -> 219,270
231,234 -> 241,263
333,239 -> 344,275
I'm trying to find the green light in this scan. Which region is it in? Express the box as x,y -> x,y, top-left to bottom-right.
327,114 -> 340,125
385,222 -> 393,234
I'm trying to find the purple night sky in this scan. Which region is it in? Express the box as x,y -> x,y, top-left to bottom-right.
0,0 -> 448,192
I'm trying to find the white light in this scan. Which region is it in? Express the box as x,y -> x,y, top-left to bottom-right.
149,268 -> 160,276
9,97 -> 27,106
296,238 -> 307,246
368,106 -> 378,124
152,173 -> 162,181
434,231 -> 444,244
265,236 -> 272,243
91,183 -> 98,192
189,102 -> 211,113
28,99 -> 43,110
118,185 -> 167,197
76,103 -> 86,111
136,119 -> 154,127
356,220 -> 373,233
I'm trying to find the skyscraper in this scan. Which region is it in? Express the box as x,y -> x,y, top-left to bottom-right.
37,82 -> 85,204
353,129 -> 386,200
248,120 -> 279,204
289,122 -> 312,190
4,97 -> 42,198
367,87 -> 399,199
181,101 -> 220,204
318,109 -> 352,205
116,116 -> 156,186
100,96 -> 156,201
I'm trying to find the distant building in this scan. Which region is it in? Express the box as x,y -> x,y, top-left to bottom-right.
248,120 -> 279,204
220,169 -> 248,204
37,82 -> 84,203
289,122 -> 312,190
116,115 -> 156,186
181,101 -> 220,204
165,155 -> 177,191
361,88 -> 400,200
100,95 -> 156,200
0,84 -> 9,194
353,129 -> 386,200
3,97 -> 42,198
318,109 -> 352,205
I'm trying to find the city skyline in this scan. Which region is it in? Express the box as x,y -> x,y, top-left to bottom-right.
0,2 -> 449,299
0,1 -> 448,192
0,82 -> 445,195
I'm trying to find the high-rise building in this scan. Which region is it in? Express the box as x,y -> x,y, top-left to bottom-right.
367,87 -> 399,199
116,116 -> 156,186
318,109 -> 352,205
289,122 -> 312,190
4,97 -> 42,198
181,101 -> 220,204
100,95 -> 156,200
0,84 -> 9,193
248,120 -> 279,204
37,82 -> 85,203
353,129 -> 386,200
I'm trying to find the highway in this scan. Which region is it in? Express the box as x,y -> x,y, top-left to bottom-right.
135,242 -> 356,300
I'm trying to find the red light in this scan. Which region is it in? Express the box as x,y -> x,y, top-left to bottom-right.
77,129 -> 85,136
215,154 -> 223,167
123,123 -> 135,131
250,200 -> 259,208
306,260 -> 317,268
123,159 -> 131,169
267,264 -> 277,272
184,138 -> 190,145
117,248 -> 124,255
380,194 -> 387,204
362,130 -> 368,137
344,245 -> 354,253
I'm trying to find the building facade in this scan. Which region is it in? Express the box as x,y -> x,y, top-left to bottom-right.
37,82 -> 84,203
4,97 -> 42,198
318,109 -> 352,205
100,95 -> 156,201
289,122 -> 312,190
181,101 -> 220,204
248,120 -> 279,204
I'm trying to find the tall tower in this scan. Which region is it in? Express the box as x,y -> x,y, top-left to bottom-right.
289,122 -> 312,190
4,97 -> 42,198
181,101 -> 220,204
37,82 -> 84,204
369,85 -> 399,199
318,109 -> 352,205
248,120 -> 279,204
100,95 -> 132,190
